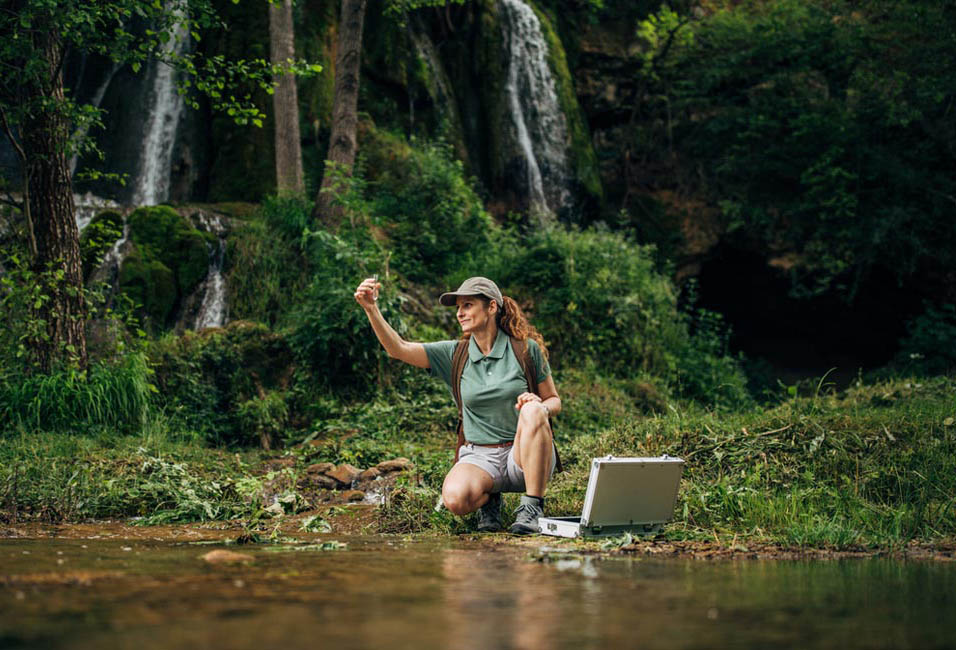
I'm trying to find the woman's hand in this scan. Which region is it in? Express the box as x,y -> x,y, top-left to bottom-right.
515,392 -> 544,412
354,277 -> 380,311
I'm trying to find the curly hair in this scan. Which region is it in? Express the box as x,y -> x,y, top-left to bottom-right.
470,295 -> 548,360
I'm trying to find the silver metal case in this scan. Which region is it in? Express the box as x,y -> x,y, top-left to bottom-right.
538,455 -> 684,538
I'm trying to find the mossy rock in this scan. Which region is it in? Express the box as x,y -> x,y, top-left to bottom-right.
118,249 -> 177,325
79,210 -> 124,280
127,205 -> 209,297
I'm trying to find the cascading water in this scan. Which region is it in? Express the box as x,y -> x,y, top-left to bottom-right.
179,212 -> 229,331
131,7 -> 189,206
69,62 -> 121,177
499,0 -> 572,220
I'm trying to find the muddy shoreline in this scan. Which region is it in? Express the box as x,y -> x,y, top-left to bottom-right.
3,519 -> 954,562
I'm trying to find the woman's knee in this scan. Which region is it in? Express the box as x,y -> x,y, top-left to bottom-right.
517,403 -> 548,431
442,483 -> 477,515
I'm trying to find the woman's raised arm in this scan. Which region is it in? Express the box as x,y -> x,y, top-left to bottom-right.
354,277 -> 429,369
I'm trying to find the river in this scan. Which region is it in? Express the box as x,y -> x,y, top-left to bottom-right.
1,530 -> 953,649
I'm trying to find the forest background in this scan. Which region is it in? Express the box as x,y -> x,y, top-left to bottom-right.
0,0 -> 954,548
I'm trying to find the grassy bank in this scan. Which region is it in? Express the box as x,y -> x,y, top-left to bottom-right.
3,374 -> 953,549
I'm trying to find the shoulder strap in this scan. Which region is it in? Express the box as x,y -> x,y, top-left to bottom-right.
509,337 -> 536,395
509,336 -> 563,473
451,336 -> 470,463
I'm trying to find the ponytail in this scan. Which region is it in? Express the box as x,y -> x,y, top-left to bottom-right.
497,296 -> 549,361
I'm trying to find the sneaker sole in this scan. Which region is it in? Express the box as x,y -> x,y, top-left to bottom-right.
509,523 -> 539,535
477,524 -> 504,533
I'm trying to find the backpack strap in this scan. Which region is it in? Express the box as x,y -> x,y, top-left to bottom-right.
509,337 -> 563,473
451,336 -> 470,463
450,334 -> 562,473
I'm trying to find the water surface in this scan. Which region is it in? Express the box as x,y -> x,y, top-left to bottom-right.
1,535 -> 953,649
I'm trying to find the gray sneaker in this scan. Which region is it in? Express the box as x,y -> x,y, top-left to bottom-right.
510,495 -> 544,535
477,492 -> 503,532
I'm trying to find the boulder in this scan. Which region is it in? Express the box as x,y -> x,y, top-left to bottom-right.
306,462 -> 336,475
342,490 -> 365,502
377,458 -> 414,473
327,463 -> 362,486
306,474 -> 338,489
358,467 -> 381,481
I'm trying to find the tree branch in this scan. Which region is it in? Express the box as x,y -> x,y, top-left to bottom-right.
0,107 -> 37,260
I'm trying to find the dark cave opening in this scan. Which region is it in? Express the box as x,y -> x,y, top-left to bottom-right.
693,246 -> 924,385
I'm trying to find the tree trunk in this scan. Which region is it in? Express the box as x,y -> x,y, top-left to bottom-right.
22,29 -> 88,371
269,0 -> 305,195
312,0 -> 367,227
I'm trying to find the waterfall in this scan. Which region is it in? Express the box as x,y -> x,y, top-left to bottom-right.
74,192 -> 120,232
499,0 -> 572,220
180,212 -> 229,331
87,217 -> 132,291
131,8 -> 189,207
69,62 -> 121,177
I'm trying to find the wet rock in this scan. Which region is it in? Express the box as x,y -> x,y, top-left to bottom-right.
304,474 -> 338,489
358,467 -> 381,481
342,490 -> 365,502
327,464 -> 362,486
377,458 -> 413,473
306,462 -> 335,475
201,550 -> 254,564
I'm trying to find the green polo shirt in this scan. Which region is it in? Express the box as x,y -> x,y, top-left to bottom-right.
424,330 -> 551,445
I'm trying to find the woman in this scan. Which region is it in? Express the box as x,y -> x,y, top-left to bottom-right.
354,275 -> 560,534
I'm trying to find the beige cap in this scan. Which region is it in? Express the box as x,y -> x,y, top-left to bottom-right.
439,277 -> 503,307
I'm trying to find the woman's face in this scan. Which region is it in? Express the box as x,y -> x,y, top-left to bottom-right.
456,295 -> 496,334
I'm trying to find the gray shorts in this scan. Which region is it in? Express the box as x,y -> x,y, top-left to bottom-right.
457,443 -> 557,493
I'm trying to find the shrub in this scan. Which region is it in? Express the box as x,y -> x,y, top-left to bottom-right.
225,197 -> 311,327
896,303 -> 956,376
287,223 -> 407,394
357,130 -> 494,282
149,321 -> 294,445
79,210 -> 124,280
487,226 -> 750,408
0,352 -> 154,434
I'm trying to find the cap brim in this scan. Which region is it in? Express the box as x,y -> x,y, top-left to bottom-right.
439,291 -> 479,306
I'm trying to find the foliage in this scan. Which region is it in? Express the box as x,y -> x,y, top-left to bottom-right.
0,352 -> 154,434
0,0 -> 321,177
637,0 -> 956,299
895,304 -> 956,376
225,196 -> 311,327
0,250 -> 141,372
357,132 -> 494,282
0,433 -> 266,523
286,220 -> 406,393
488,226 -> 750,408
79,210 -> 124,280
149,321 -> 294,446
546,375 -> 956,547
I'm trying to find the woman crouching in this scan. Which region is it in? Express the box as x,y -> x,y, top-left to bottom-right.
354,276 -> 560,534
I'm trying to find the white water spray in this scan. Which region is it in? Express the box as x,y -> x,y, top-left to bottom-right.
499,0 -> 572,219
189,212 -> 229,330
131,7 -> 189,206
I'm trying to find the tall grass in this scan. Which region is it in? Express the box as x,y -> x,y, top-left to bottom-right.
544,376 -> 956,547
0,352 -> 154,433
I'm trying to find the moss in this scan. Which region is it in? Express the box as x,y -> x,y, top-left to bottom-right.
530,1 -> 604,209
126,206 -> 209,299
79,210 -> 124,280
118,249 -> 177,326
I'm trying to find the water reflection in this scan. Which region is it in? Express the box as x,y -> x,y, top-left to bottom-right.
0,537 -> 953,650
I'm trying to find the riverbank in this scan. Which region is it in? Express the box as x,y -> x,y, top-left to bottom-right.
2,521 -> 955,563
2,375 -> 954,550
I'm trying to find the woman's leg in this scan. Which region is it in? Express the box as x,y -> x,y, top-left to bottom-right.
442,462 -> 495,515
511,405 -> 554,497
